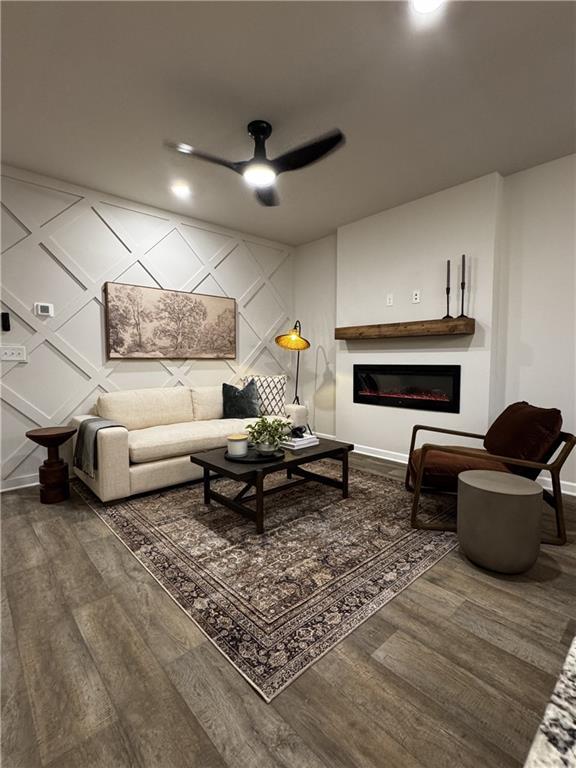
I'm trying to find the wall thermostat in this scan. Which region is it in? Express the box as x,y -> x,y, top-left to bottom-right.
34,302 -> 54,317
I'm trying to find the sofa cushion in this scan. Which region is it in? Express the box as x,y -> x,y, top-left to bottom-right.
97,388 -> 194,431
190,385 -> 223,421
484,401 -> 562,464
128,418 -> 256,463
241,374 -> 287,416
223,380 -> 260,418
409,446 -> 511,492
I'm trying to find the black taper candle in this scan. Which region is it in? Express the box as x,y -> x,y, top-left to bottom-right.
443,259 -> 453,319
458,253 -> 467,317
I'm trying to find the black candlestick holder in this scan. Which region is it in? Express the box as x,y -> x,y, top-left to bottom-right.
443,286 -> 453,319
458,279 -> 467,318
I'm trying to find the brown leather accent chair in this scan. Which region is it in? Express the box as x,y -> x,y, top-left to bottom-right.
406,401 -> 575,545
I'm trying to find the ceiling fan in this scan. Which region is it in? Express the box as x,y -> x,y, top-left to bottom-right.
165,120 -> 345,207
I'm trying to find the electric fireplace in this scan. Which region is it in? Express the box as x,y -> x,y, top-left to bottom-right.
353,364 -> 461,413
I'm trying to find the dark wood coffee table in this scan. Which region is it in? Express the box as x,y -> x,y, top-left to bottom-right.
189,438 -> 354,533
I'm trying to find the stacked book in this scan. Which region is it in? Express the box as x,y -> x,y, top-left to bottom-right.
280,434 -> 320,451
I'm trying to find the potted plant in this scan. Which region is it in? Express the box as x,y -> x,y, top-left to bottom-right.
246,417 -> 289,456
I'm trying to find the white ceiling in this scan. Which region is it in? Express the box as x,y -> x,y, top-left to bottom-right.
2,2 -> 574,246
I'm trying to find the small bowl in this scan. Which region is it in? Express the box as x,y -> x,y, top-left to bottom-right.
256,443 -> 278,456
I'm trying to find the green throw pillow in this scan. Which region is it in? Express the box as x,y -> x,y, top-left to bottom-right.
222,380 -> 260,419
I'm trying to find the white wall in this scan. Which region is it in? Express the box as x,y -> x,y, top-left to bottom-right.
336,173 -> 503,459
291,155 -> 575,488
0,166 -> 294,490
501,156 -> 576,480
294,235 -> 337,436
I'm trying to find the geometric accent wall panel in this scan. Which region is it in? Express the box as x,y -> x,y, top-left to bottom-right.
243,283 -> 285,339
114,261 -> 161,290
246,241 -> 286,276
238,316 -> 261,364
145,230 -> 203,290
214,242 -> 261,297
192,274 -> 227,298
0,164 -> 294,490
57,300 -> 106,370
0,301 -> 34,346
3,343 -> 89,418
1,206 -> 29,252
49,208 -> 131,280
271,257 -> 293,307
1,401 -> 37,467
98,203 -> 170,248
106,360 -> 174,391
1,176 -> 81,229
2,241 -> 85,312
180,224 -> 233,261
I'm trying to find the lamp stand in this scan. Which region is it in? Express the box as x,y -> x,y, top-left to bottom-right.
292,349 -> 313,434
293,350 -> 301,404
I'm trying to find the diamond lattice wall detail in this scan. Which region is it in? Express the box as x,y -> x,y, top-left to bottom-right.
0,165 -> 294,490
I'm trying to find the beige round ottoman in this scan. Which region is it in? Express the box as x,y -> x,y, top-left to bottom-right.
458,470 -> 543,574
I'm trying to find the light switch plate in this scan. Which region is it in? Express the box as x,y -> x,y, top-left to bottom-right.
1,346 -> 27,362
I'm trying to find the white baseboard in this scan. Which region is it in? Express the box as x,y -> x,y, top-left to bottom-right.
352,443 -> 409,466
316,433 -> 576,497
537,477 -> 576,496
0,474 -> 39,493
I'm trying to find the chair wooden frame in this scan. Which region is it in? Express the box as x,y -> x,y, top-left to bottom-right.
405,424 -> 576,545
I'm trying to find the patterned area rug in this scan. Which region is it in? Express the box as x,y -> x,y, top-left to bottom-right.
76,461 -> 457,701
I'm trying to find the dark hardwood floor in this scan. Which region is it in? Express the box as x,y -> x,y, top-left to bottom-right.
2,455 -> 575,768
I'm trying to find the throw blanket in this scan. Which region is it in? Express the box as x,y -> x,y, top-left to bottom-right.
524,635 -> 576,767
73,418 -> 123,479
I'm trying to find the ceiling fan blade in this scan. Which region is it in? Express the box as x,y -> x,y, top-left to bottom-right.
271,129 -> 345,174
164,140 -> 244,173
255,187 -> 279,207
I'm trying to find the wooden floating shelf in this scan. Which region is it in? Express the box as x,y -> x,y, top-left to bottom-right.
334,317 -> 476,340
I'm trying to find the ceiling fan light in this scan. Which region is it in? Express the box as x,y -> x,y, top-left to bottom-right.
243,163 -> 277,188
411,0 -> 446,13
171,180 -> 191,199
176,142 -> 194,154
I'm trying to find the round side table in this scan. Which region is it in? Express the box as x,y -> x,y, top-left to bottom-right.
25,427 -> 77,504
458,469 -> 543,574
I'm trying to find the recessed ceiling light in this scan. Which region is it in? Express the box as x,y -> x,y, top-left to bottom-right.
170,180 -> 191,199
411,0 -> 446,14
242,163 -> 277,189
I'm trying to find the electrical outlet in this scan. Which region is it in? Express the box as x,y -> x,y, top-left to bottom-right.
386,293 -> 394,306
1,346 -> 27,362
412,289 -> 421,304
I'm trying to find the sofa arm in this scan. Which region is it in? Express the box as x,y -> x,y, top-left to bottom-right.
68,415 -> 130,502
285,403 -> 308,428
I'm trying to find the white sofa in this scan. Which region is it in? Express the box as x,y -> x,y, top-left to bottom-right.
70,386 -> 307,502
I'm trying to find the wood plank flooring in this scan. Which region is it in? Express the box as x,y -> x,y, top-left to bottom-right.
2,455 -> 575,768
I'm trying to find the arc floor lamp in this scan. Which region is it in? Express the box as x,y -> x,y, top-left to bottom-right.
275,320 -> 312,432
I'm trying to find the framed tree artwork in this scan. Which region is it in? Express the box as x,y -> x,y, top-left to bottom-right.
104,282 -> 236,359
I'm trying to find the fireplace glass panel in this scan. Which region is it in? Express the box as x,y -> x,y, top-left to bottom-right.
353,364 -> 461,413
